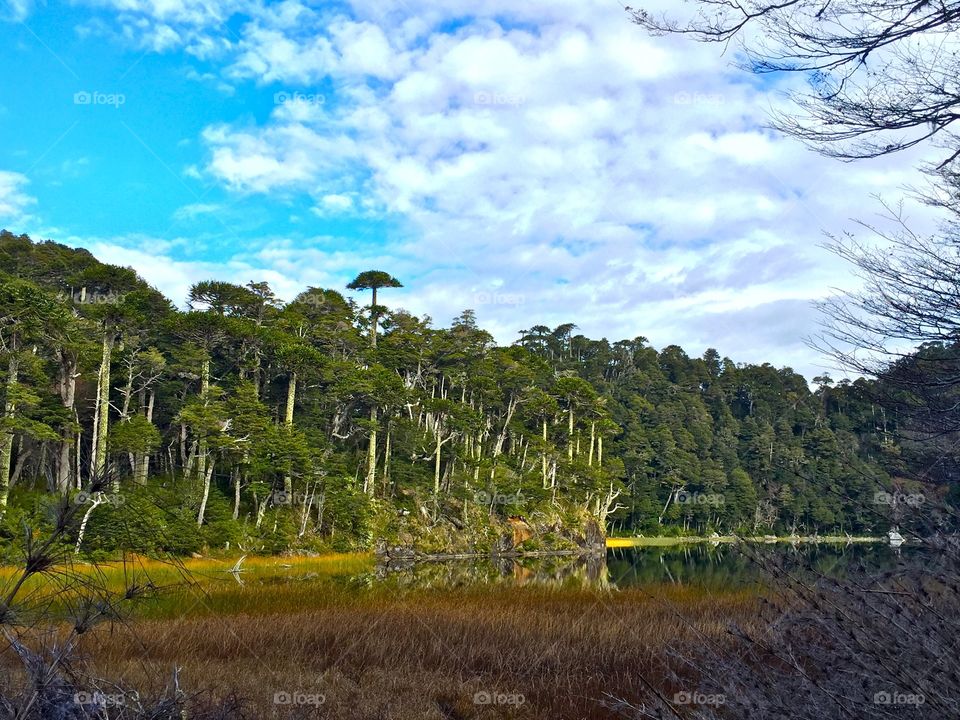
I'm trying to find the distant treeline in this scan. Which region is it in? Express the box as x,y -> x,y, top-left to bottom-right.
0,230 -> 940,555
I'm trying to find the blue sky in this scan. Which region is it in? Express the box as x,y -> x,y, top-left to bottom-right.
0,0 -> 939,379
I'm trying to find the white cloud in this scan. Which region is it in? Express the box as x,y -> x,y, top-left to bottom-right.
0,171 -> 35,224
35,0 -> 948,378
0,0 -> 33,22
315,193 -> 354,213
172,202 -> 222,220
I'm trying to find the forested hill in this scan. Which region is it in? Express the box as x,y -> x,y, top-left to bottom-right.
0,230 -> 919,555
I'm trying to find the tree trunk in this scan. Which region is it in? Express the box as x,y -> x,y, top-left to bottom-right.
134,389 -> 155,485
179,421 -> 188,472
233,468 -> 243,520
492,395 -> 517,459
434,431 -> 442,495
0,347 -> 20,514
370,286 -> 379,347
568,407 -> 575,461
588,421 -> 596,466
197,456 -> 215,526
196,357 -> 210,483
92,330 -> 114,485
382,420 -> 391,494
283,370 -> 296,494
542,418 -> 549,489
365,406 -> 377,495
75,494 -> 104,554
10,444 -> 30,488
56,351 -> 77,493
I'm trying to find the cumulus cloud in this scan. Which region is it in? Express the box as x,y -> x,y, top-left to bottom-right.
23,0 -> 947,378
0,171 -> 35,224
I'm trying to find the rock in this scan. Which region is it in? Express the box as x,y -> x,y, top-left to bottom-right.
507,515 -> 533,546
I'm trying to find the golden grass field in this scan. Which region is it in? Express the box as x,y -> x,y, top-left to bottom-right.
2,554 -> 759,719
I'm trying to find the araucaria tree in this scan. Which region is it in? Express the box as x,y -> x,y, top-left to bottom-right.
347,270 -> 403,495
0,231 -> 937,554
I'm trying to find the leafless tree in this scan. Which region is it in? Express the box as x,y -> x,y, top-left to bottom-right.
631,0 -> 960,168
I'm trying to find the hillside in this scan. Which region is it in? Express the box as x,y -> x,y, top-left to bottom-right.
0,230 -> 918,556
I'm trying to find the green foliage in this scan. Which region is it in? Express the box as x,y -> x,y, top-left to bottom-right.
0,232 -> 926,558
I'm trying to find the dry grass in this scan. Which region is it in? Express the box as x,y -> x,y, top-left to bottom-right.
88,585 -> 753,718
2,555 -> 758,719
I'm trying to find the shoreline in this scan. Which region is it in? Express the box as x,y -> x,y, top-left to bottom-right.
0,536 -> 896,573
607,535 -> 887,548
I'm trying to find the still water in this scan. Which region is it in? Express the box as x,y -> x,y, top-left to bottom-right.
83,540 -> 922,620
366,541 -> 917,592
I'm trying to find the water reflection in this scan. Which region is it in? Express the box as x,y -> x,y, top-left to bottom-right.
372,541 -> 919,592
374,552 -> 611,590
607,541 -> 913,589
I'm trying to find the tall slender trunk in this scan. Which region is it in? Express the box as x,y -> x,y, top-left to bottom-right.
434,431 -> 443,496
365,282 -> 379,495
233,468 -> 243,520
283,370 -> 296,494
56,351 -> 77,493
196,357 -> 210,483
382,420 -> 391,494
179,422 -> 188,472
94,329 -> 114,478
11,443 -> 30,488
0,345 -> 20,513
93,330 -> 114,485
134,389 -> 155,485
75,494 -> 104,554
598,434 -> 603,468
588,421 -> 596,466
568,407 -> 575,461
197,457 -> 215,526
541,418 -> 549,489
365,406 -> 377,495
370,286 -> 379,347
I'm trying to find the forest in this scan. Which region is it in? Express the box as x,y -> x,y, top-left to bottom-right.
0,229 -> 934,557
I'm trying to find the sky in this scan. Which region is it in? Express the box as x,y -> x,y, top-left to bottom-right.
0,0 -> 943,380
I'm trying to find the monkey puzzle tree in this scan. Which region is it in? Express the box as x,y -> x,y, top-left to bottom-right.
347,271 -> 403,494
346,270 -> 403,349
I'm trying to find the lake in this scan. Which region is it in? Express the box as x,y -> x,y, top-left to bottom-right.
2,540 -> 930,719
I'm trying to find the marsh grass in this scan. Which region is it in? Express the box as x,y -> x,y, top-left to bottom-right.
2,553 -> 758,719
70,580 -> 757,719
